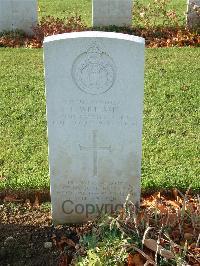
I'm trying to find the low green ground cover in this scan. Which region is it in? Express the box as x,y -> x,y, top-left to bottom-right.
38,0 -> 187,27
38,0 -> 91,25
0,47 -> 199,192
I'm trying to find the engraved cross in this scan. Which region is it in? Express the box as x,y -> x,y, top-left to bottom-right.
79,130 -> 111,176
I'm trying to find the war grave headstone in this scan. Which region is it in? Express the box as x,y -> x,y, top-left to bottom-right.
44,31 -> 145,224
92,0 -> 133,27
0,0 -> 38,35
186,0 -> 200,29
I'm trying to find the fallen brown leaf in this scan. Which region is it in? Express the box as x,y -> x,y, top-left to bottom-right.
144,239 -> 174,260
3,195 -> 22,203
58,253 -> 68,266
127,253 -> 144,266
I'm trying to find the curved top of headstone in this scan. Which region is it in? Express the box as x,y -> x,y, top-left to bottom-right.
43,31 -> 145,45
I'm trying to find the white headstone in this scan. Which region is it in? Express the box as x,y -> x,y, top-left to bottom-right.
0,0 -> 38,35
92,0 -> 133,27
186,0 -> 200,29
44,31 -> 145,224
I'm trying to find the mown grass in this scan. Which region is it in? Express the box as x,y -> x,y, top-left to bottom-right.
142,48 -> 200,192
0,49 -> 48,190
38,0 -> 91,25
38,0 -> 187,27
0,48 -> 199,192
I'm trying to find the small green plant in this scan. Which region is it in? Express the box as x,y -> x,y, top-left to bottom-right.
40,202 -> 51,211
74,192 -> 200,265
76,216 -> 128,265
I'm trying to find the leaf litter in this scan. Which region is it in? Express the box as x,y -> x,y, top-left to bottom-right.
0,190 -> 199,265
0,16 -> 199,48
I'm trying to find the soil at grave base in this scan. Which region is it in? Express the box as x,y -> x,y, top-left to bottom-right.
0,192 -> 199,266
0,202 -> 78,266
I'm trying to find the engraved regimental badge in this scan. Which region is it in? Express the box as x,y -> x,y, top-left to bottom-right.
72,44 -> 116,95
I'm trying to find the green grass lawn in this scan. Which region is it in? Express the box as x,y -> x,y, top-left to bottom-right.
0,48 -> 199,192
38,0 -> 187,27
39,0 -> 91,25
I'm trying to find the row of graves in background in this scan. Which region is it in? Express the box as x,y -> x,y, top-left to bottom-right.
0,0 -> 199,34
0,0 -> 38,35
94,0 -> 200,29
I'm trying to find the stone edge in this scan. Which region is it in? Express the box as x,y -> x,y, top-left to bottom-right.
43,31 -> 145,45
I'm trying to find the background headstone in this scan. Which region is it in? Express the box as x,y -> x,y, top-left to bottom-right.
0,0 -> 38,35
92,0 -> 133,27
186,0 -> 200,29
44,31 -> 145,224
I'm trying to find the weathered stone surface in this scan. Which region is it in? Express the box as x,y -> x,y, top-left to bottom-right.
92,0 -> 133,27
0,0 -> 38,35
44,31 -> 145,224
186,0 -> 200,29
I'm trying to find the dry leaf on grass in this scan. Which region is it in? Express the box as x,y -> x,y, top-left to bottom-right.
127,245 -> 155,265
3,195 -> 22,203
144,239 -> 174,260
167,200 -> 181,209
127,253 -> 144,266
58,253 -> 68,266
33,195 -> 40,208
